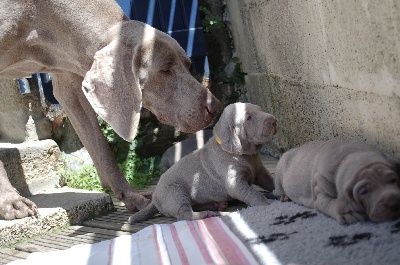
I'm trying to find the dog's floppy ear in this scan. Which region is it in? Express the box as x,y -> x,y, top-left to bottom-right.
213,110 -> 243,155
337,180 -> 367,221
82,39 -> 142,142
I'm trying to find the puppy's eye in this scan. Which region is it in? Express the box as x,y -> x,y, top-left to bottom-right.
359,187 -> 370,196
246,116 -> 252,121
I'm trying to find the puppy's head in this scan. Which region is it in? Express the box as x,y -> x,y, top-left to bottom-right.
344,153 -> 400,223
213,103 -> 277,155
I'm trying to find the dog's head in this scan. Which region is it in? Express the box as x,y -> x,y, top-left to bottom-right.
342,152 -> 400,223
213,103 -> 277,155
82,21 -> 222,142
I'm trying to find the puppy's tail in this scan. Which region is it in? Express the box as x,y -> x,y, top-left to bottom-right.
128,202 -> 158,224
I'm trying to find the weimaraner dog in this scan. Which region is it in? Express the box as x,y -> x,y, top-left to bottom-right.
161,129 -> 213,173
0,0 -> 222,220
128,103 -> 277,222
273,139 -> 400,224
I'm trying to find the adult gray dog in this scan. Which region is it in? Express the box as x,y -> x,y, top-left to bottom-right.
128,103 -> 277,222
0,0 -> 222,220
273,139 -> 400,224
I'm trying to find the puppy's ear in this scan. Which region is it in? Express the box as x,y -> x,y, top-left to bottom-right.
214,120 -> 243,154
237,126 -> 259,155
340,181 -> 366,215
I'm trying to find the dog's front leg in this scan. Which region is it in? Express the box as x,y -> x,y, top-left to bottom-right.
227,176 -> 271,206
314,185 -> 367,224
254,165 -> 274,192
52,73 -> 150,211
0,161 -> 38,219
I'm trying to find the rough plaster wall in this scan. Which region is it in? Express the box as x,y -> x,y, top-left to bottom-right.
226,0 -> 400,156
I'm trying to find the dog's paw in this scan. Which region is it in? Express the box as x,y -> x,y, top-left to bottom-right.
214,201 -> 228,211
119,189 -> 151,212
140,191 -> 153,200
0,189 -> 38,220
280,194 -> 291,202
201,211 -> 217,219
338,211 -> 368,224
192,211 -> 217,220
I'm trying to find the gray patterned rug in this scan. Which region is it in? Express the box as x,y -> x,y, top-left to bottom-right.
221,201 -> 400,265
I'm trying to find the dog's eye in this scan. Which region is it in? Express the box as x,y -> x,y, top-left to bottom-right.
359,187 -> 370,196
161,68 -> 173,75
246,116 -> 252,121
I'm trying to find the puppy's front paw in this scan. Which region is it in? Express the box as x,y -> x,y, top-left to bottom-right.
338,211 -> 368,224
214,201 -> 228,211
280,194 -> 291,202
192,211 -> 217,220
201,211 -> 217,219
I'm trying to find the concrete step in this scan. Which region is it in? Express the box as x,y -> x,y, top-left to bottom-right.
0,187 -> 115,247
0,139 -> 62,196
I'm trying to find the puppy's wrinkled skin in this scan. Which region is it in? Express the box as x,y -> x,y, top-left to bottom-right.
0,0 -> 222,219
161,129 -> 213,173
273,139 -> 400,224
129,103 -> 277,222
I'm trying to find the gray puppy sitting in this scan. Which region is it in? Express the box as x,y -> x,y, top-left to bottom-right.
129,103 -> 277,222
273,139 -> 400,224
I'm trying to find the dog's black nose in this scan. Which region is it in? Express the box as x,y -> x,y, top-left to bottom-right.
381,193 -> 400,212
390,203 -> 400,212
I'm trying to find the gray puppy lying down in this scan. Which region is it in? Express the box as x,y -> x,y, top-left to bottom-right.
129,103 -> 277,222
273,139 -> 400,224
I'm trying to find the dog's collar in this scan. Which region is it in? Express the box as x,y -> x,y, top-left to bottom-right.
215,136 -> 222,145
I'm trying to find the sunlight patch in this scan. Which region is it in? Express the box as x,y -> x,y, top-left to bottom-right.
229,211 -> 282,265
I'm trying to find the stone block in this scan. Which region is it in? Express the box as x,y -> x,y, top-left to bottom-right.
0,187 -> 115,247
0,140 -> 61,196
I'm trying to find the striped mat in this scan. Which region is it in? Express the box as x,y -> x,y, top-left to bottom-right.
9,217 -> 259,265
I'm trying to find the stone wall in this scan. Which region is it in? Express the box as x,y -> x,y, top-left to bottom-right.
0,78 -> 52,143
225,0 -> 400,156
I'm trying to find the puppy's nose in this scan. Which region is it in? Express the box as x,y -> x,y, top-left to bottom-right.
390,203 -> 400,212
265,115 -> 278,133
271,119 -> 277,128
381,193 -> 400,211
